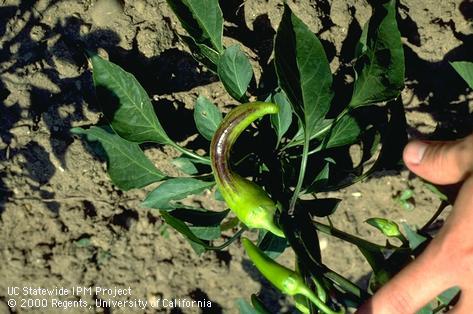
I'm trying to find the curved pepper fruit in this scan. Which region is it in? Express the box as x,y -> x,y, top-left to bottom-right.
242,238 -> 345,314
210,102 -> 284,237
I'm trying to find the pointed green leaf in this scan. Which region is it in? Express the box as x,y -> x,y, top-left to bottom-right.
193,95 -> 222,140
160,210 -> 207,254
166,0 -> 223,52
189,225 -> 221,240
349,0 -> 404,108
90,55 -> 170,144
270,91 -> 293,144
423,183 -> 448,202
304,162 -> 330,193
218,45 -> 253,101
72,126 -> 165,190
402,223 -> 427,250
275,4 -> 333,137
451,61 -> 473,88
324,114 -> 361,148
142,178 -> 214,209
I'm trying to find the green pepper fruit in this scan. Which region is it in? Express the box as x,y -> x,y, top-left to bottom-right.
210,102 -> 284,237
242,238 -> 345,314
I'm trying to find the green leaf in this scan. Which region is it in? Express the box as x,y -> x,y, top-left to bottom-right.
160,210 -> 207,254
189,225 -> 221,240
214,188 -> 225,201
299,198 -> 341,217
286,118 -> 334,148
172,157 -> 198,175
423,183 -> 448,202
304,161 -> 330,193
349,0 -> 405,108
275,4 -> 333,138
218,45 -> 253,101
236,298 -> 259,314
169,208 -> 230,226
324,114 -> 361,149
193,95 -> 222,140
416,304 -> 434,314
166,0 -> 223,52
257,230 -> 288,259
270,91 -> 293,145
366,218 -> 402,238
417,286 -> 460,314
355,22 -> 369,58
90,55 -> 170,144
142,178 -> 214,209
451,61 -> 473,89
72,126 -> 166,190
251,295 -> 272,314
402,223 -> 427,250
437,286 -> 460,305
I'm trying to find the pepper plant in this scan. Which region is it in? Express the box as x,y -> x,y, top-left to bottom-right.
72,0 -> 461,312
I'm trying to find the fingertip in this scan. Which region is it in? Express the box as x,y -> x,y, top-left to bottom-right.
403,141 -> 428,166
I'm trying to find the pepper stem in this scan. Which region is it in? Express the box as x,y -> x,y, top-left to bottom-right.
289,133 -> 310,214
299,286 -> 345,314
171,143 -> 211,164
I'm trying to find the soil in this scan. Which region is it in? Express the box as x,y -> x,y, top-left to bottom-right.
0,0 -> 471,313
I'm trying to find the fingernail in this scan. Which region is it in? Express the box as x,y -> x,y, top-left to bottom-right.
404,141 -> 427,165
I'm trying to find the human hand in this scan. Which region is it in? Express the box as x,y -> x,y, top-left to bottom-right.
356,134 -> 473,314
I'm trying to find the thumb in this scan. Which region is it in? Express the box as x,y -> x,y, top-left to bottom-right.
403,134 -> 473,185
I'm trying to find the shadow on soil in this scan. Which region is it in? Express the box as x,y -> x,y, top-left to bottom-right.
0,1 -> 216,215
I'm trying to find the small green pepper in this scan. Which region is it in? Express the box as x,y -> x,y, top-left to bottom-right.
210,102 -> 284,237
242,238 -> 345,314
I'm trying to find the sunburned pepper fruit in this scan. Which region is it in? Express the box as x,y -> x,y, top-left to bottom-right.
210,102 -> 284,237
242,238 -> 345,314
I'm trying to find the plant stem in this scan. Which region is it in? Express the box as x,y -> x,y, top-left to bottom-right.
289,134 -> 310,214
171,143 -> 211,164
208,227 -> 247,250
